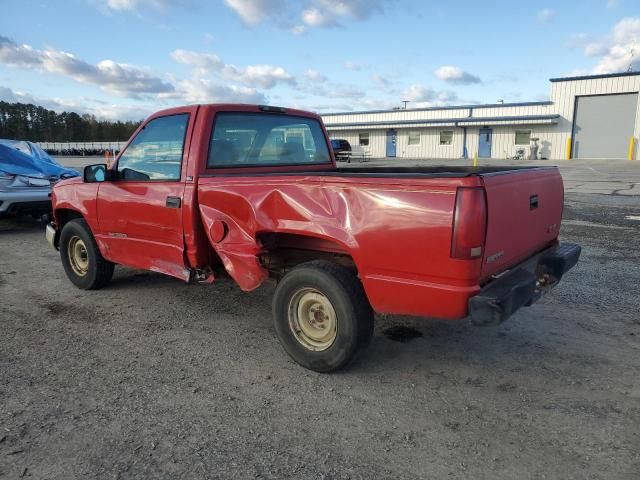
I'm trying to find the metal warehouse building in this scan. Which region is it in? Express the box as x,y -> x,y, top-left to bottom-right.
321,71 -> 640,161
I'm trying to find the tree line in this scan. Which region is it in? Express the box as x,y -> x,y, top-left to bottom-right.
0,101 -> 142,142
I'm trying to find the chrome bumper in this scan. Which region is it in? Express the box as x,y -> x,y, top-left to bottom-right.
46,222 -> 59,250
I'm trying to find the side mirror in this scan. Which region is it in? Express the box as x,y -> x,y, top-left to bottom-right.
83,164 -> 112,183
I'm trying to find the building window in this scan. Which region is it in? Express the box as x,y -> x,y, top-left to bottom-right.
359,132 -> 369,146
408,130 -> 421,146
515,129 -> 532,145
440,130 -> 453,145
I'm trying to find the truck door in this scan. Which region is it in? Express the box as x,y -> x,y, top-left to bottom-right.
96,110 -> 195,281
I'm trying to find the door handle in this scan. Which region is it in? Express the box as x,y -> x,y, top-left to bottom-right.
166,196 -> 181,208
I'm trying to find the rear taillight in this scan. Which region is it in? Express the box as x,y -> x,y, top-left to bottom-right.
451,187 -> 487,260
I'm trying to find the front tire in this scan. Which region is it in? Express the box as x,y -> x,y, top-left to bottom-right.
59,219 -> 114,290
272,261 -> 373,372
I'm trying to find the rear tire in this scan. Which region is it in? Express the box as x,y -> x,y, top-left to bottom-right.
272,260 -> 373,372
60,218 -> 114,290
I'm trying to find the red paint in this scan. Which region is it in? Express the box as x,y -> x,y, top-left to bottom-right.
51,104 -> 565,320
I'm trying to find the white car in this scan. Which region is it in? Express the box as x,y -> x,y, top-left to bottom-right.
0,140 -> 78,218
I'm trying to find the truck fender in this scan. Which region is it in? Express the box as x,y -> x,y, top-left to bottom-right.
199,204 -> 268,291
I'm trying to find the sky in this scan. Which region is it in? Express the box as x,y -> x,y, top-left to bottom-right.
0,0 -> 639,120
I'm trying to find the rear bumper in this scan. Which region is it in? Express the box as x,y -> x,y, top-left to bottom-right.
468,242 -> 581,326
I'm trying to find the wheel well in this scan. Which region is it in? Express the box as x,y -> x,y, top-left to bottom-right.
257,232 -> 356,279
55,209 -> 84,229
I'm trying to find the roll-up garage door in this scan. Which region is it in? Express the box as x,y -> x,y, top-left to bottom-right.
572,93 -> 638,159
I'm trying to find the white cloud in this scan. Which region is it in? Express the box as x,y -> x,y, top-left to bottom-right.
371,74 -> 391,88
403,85 -> 458,105
434,65 -> 481,85
537,8 -> 555,22
290,25 -> 307,35
176,78 -> 266,104
100,0 -> 182,12
0,85 -> 151,120
304,69 -> 327,82
0,35 -> 288,115
104,0 -> 138,10
343,60 -> 362,71
606,0 -> 620,8
223,0 -> 280,25
0,35 -> 174,98
575,17 -> 640,74
313,0 -> 384,22
583,42 -> 609,57
301,8 -> 334,27
171,48 -> 296,89
0,86 -> 41,105
171,49 -> 222,72
332,84 -> 365,99
223,0 -> 388,32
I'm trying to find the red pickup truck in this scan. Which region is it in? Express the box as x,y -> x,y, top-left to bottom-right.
46,104 -> 580,372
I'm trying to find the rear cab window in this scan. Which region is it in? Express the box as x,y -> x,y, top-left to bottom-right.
207,113 -> 331,169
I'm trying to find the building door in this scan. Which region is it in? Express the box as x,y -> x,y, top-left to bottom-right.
572,93 -> 638,159
386,129 -> 397,157
478,128 -> 492,158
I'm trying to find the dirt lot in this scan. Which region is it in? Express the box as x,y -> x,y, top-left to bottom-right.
1,172 -> 640,478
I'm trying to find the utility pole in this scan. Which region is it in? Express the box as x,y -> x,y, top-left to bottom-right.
402,100 -> 410,109
628,39 -> 637,72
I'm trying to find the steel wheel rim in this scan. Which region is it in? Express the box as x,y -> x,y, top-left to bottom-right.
68,236 -> 89,276
288,288 -> 337,351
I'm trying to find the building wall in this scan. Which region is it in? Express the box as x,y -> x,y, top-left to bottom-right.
547,75 -> 640,160
322,103 -> 552,127
322,73 -> 640,160
395,128 -> 464,159
331,125 -> 556,160
465,125 -> 557,159
328,130 -> 387,158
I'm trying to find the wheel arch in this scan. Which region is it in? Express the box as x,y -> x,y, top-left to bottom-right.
54,208 -> 85,229
257,231 -> 358,280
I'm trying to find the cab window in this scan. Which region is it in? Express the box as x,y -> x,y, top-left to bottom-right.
208,113 -> 331,168
117,114 -> 189,181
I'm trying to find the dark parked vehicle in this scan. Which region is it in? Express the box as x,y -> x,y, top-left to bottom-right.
330,139 -> 352,162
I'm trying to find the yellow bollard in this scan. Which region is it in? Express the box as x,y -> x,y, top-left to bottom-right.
473,152 -> 478,168
628,136 -> 636,161
565,137 -> 572,160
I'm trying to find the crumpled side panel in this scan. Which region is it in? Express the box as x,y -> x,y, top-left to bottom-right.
197,183 -> 360,292
199,202 -> 269,291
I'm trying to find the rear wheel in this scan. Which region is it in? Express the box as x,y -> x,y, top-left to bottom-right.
60,219 -> 114,290
272,261 -> 373,372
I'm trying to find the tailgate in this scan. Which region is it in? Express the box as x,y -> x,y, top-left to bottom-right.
480,168 -> 564,279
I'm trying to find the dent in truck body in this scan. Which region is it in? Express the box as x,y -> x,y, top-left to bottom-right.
196,175 -> 486,318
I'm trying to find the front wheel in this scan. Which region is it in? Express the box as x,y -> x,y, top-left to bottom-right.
272,261 -> 374,372
59,219 -> 114,290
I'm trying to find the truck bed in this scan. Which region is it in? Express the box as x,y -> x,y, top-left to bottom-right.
197,164 -> 564,319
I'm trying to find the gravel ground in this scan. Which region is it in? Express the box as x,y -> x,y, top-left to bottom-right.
1,186 -> 639,478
